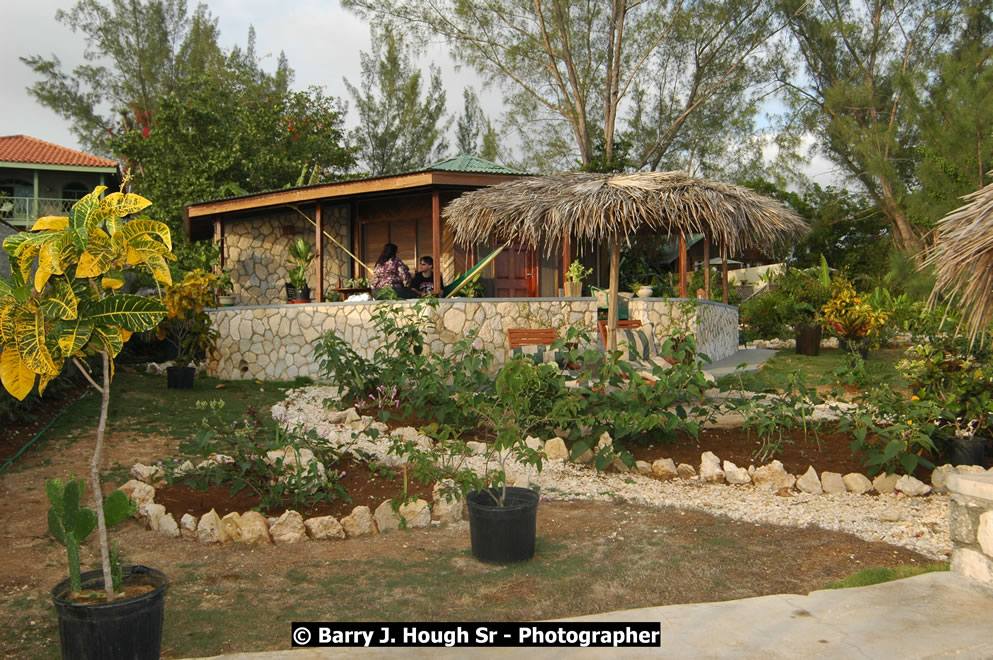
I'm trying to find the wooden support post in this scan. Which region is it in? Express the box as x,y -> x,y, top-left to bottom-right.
702,235 -> 710,300
315,204 -> 324,303
678,232 -> 688,298
721,244 -> 729,305
432,190 -> 442,295
607,241 -> 621,351
561,230 -> 571,295
213,218 -> 223,266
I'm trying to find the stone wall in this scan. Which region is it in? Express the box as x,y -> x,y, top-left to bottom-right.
947,473 -> 993,587
222,205 -> 350,305
206,298 -> 739,381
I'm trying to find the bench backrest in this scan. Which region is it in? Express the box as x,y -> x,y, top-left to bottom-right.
507,328 -> 559,349
597,319 -> 643,347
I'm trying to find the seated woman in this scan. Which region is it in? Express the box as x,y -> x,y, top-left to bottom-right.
407,256 -> 444,297
371,243 -> 417,299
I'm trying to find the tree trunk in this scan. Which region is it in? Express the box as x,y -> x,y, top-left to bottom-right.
89,351 -> 115,601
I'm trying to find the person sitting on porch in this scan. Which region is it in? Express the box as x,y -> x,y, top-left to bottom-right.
372,243 -> 418,299
408,256 -> 444,297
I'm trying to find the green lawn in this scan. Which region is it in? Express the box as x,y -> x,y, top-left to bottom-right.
718,347 -> 909,393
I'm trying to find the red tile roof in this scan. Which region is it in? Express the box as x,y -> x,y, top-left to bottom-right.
0,135 -> 117,168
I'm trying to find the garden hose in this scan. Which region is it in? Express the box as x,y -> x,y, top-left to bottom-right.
0,388 -> 93,474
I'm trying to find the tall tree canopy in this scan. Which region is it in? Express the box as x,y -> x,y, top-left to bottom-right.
777,0 -> 993,256
21,0 -> 293,156
342,0 -> 786,173
344,27 -> 450,175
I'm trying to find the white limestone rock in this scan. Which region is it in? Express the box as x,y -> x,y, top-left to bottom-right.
142,503 -> 167,530
180,513 -> 198,538
341,506 -> 376,537
399,499 -> 432,529
700,452 -> 724,483
157,513 -> 180,538
432,483 -> 464,524
873,473 -> 901,495
524,436 -> 544,452
118,480 -> 156,510
677,463 -> 696,479
652,458 -> 678,480
270,510 -> 307,543
373,500 -> 402,533
843,473 -> 873,495
130,463 -> 164,483
596,432 -> 613,450
821,471 -> 847,495
305,516 -> 346,540
197,509 -> 229,544
221,512 -> 243,542
978,512 -> 993,556
238,511 -> 272,544
895,475 -> 931,497
635,460 -> 653,476
752,461 -> 796,491
544,437 -> 569,461
723,461 -> 751,485
796,467 -> 823,495
466,441 -> 488,455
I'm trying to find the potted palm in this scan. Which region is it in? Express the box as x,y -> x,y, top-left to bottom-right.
0,185 -> 171,658
564,260 -> 591,297
286,238 -> 315,302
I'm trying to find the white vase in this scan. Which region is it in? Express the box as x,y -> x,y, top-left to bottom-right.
636,286 -> 653,298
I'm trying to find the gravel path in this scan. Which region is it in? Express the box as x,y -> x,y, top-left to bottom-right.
274,386 -> 951,561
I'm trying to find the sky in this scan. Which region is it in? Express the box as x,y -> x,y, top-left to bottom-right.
3,0 -> 845,186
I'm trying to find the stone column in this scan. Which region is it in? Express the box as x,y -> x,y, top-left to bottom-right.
947,472 -> 993,587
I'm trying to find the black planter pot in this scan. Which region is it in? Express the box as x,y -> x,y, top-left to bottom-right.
285,283 -> 298,302
166,365 -> 195,390
298,286 -> 311,302
51,565 -> 168,660
945,435 -> 987,467
795,324 -> 822,356
466,486 -> 540,564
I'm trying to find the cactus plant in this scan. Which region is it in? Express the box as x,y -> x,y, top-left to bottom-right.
46,478 -> 135,595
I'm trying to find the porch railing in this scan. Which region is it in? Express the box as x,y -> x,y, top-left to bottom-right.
0,196 -> 78,227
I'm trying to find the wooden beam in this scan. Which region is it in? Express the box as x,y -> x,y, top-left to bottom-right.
315,204 -> 324,302
213,218 -> 223,267
702,235 -> 710,300
432,189 -> 442,294
607,241 -> 621,351
678,232 -> 688,298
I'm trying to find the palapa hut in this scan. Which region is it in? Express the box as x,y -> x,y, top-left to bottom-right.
444,171 -> 808,348
927,173 -> 993,341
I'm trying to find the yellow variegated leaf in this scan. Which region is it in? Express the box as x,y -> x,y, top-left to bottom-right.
87,294 -> 166,332
31,216 -> 69,231
56,318 -> 94,357
92,325 -> 124,358
75,229 -> 115,278
69,186 -> 107,238
119,328 -> 132,342
15,308 -> 58,375
99,192 -> 152,219
35,243 -> 60,292
39,278 -> 78,321
38,358 -> 65,395
0,344 -> 35,400
121,219 -> 172,252
0,303 -> 13,344
101,276 -> 125,290
144,254 -> 173,285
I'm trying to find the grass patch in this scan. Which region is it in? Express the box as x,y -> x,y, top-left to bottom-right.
718,347 -> 908,393
823,562 -> 948,590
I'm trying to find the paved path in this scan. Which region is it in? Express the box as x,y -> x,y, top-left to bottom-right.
705,348 -> 777,380
191,572 -> 993,660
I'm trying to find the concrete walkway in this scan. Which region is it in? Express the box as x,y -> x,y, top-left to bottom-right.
193,572 -> 993,660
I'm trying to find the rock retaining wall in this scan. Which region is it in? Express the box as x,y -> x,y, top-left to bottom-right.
947,472 -> 993,587
206,298 -> 739,381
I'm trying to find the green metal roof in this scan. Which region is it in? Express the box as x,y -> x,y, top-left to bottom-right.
426,154 -> 527,175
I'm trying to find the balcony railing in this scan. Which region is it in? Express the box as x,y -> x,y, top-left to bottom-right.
0,196 -> 78,227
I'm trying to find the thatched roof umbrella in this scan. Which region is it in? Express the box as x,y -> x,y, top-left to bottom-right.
444,171 -> 808,349
926,174 -> 993,342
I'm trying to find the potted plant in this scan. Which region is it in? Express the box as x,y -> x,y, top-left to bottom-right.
821,277 -> 888,358
0,185 -> 171,658
286,238 -> 315,302
157,269 -> 219,389
564,260 -> 592,297
630,281 -> 654,298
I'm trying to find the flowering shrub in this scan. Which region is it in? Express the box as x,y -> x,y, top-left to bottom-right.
821,278 -> 888,341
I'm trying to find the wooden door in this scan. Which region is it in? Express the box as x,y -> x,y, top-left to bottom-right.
493,241 -> 538,297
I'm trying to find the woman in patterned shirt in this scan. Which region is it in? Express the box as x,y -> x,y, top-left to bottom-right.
371,243 -> 415,298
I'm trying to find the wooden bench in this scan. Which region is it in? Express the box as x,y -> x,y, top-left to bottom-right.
597,319 -> 642,347
507,328 -> 559,349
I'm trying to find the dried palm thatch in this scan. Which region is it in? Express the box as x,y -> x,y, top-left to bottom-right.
444,171 -> 808,254
926,174 -> 993,341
